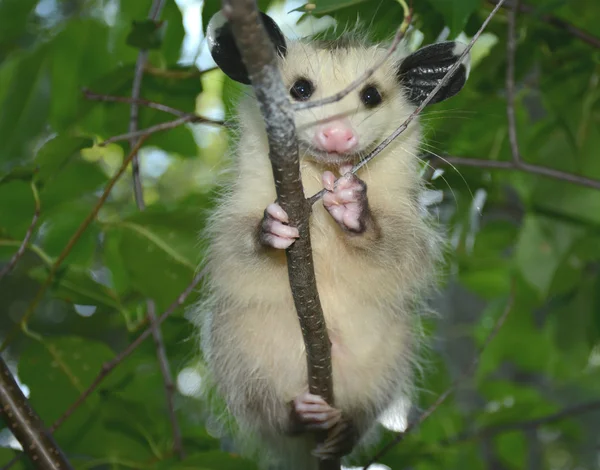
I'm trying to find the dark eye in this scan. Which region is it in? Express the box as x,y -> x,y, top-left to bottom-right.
360,85 -> 382,108
290,78 -> 314,101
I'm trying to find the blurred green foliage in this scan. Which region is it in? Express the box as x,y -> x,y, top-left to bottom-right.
0,0 -> 599,469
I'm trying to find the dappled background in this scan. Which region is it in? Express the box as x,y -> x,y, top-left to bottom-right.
0,0 -> 599,469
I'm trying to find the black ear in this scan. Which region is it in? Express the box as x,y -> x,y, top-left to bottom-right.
398,41 -> 470,106
206,10 -> 287,84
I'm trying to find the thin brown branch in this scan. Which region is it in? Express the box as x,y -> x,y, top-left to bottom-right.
128,0 -> 184,455
440,399 -> 600,446
0,137 -> 148,353
433,155 -> 600,190
363,282 -> 515,469
292,8 -> 412,112
83,89 -> 192,117
506,0 -> 521,164
100,115 -> 225,146
146,301 -> 184,459
222,1 -> 336,469
129,0 -> 167,209
488,0 -> 600,49
0,182 -> 40,281
130,50 -> 150,210
308,0 -> 508,206
143,65 -> 218,79
50,268 -> 205,432
0,355 -> 73,470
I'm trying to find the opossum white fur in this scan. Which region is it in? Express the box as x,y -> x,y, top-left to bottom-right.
191,12 -> 469,470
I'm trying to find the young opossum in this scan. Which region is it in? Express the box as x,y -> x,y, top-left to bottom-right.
193,10 -> 469,470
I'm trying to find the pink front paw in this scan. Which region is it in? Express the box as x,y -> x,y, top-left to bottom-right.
259,203 -> 299,249
322,168 -> 369,233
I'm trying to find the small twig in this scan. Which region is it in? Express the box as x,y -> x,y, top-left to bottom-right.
0,181 -> 40,281
505,0 -> 521,164
440,399 -> 600,446
143,65 -> 218,79
0,355 -> 73,470
292,5 -> 412,112
129,0 -> 167,209
363,282 -> 515,469
128,0 -> 184,455
432,155 -> 600,190
308,0 -> 508,206
130,50 -> 150,210
0,138 -> 148,353
83,89 -> 192,118
146,301 -> 184,459
100,115 -> 225,146
488,0 -> 600,49
50,268 -> 205,432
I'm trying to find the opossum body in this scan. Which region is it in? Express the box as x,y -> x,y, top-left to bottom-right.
193,11 -> 469,470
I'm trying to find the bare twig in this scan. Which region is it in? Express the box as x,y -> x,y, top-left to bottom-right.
488,0 -> 600,49
0,355 -> 73,470
83,89 -> 193,118
222,1 -> 336,469
432,155 -> 600,190
363,283 -> 515,469
0,182 -> 40,281
143,65 -> 218,79
440,399 -> 600,446
147,301 -> 185,459
506,0 -> 521,164
100,115 -> 225,146
292,6 -> 412,111
50,268 -> 205,432
130,49 -> 150,209
0,138 -> 148,353
127,0 -> 185,456
129,0 -> 167,209
308,0 -> 509,206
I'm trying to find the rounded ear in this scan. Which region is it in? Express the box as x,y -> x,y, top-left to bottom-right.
206,10 -> 288,84
397,41 -> 470,106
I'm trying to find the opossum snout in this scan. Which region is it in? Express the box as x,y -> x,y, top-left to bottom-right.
314,119 -> 358,154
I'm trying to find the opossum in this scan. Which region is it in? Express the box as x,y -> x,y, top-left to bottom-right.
192,10 -> 469,470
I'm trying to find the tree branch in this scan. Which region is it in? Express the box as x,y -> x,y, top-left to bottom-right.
363,282 -> 515,469
129,0 -> 167,210
488,0 -> 600,49
431,155 -> 600,190
308,0 -> 508,206
127,1 -> 184,457
83,89 -> 194,118
222,1 -> 336,468
0,137 -> 148,353
146,302 -> 184,458
0,355 -> 73,470
100,114 -> 225,147
0,182 -> 40,281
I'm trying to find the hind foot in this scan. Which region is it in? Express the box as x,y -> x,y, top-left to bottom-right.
290,392 -> 358,459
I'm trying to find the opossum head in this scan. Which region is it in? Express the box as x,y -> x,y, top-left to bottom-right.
207,11 -> 470,166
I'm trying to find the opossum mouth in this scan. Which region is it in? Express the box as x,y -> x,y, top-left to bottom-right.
299,142 -> 363,166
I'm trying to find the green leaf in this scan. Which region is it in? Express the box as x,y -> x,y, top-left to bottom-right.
0,47 -> 50,166
514,214 -> 583,299
126,19 -> 163,50
427,0 -> 479,37
35,135 -> 95,183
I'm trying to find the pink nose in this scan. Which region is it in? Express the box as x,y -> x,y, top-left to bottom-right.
314,120 -> 358,153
